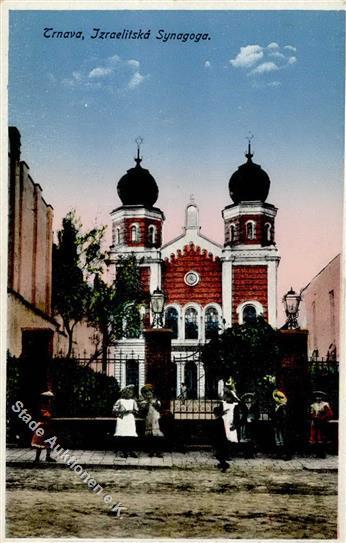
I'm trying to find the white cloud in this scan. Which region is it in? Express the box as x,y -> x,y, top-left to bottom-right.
251,80 -> 282,89
88,67 -> 113,78
267,42 -> 279,49
250,62 -> 279,75
230,45 -> 264,68
284,45 -> 297,52
109,54 -> 121,64
269,51 -> 285,59
128,59 -> 140,69
128,71 -> 146,89
204,60 -> 211,68
231,42 -> 297,85
72,71 -> 83,82
62,53 -> 149,92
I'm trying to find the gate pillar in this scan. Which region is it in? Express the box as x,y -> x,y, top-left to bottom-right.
143,328 -> 172,410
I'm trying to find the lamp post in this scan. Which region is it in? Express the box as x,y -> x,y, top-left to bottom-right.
282,287 -> 301,329
144,288 -> 172,408
151,288 -> 165,328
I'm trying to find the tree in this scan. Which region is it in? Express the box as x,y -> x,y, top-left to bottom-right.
52,211 -> 106,358
202,316 -> 280,395
88,255 -> 147,370
113,255 -> 148,339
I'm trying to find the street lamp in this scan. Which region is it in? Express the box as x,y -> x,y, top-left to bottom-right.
151,288 -> 165,328
282,287 -> 301,329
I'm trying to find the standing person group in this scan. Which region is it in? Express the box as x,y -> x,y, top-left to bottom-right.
112,383 -> 165,458
212,381 -> 334,470
213,384 -> 260,471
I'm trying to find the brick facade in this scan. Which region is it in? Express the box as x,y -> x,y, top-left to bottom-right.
162,243 -> 222,305
232,265 -> 268,322
113,217 -> 162,248
139,266 -> 151,294
224,214 -> 275,247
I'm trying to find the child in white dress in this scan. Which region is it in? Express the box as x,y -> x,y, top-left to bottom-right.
113,385 -> 138,457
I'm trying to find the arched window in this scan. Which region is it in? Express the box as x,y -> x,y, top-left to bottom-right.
165,307 -> 178,339
246,220 -> 256,240
264,222 -> 271,242
148,224 -> 157,245
230,223 -> 236,243
185,307 -> 199,339
242,304 -> 257,324
130,223 -> 140,242
205,306 -> 220,339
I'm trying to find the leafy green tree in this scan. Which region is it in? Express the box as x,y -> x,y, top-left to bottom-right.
88,255 -> 147,369
113,255 -> 148,339
52,211 -> 106,358
88,274 -> 118,371
202,316 -> 280,395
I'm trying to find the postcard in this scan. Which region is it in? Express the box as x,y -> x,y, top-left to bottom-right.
2,1 -> 345,540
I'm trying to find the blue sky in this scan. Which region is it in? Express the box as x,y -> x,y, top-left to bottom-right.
8,9 -> 345,320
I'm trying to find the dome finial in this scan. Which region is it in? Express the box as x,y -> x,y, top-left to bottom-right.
135,136 -> 143,166
245,132 -> 254,161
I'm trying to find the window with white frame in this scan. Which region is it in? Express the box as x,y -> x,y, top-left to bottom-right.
185,307 -> 199,339
148,224 -> 157,245
230,223 -> 236,243
116,227 -> 121,245
130,223 -> 140,242
264,222 -> 271,242
246,220 -> 256,240
242,304 -> 257,324
165,306 -> 179,339
205,306 -> 220,339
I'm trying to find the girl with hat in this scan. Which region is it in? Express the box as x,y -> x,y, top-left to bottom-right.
309,391 -> 333,458
271,389 -> 291,460
112,385 -> 138,458
138,384 -> 164,457
31,391 -> 56,463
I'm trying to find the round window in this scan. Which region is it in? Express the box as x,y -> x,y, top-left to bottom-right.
184,271 -> 200,287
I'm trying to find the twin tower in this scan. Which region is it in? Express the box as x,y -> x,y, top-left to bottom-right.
109,142 -> 280,345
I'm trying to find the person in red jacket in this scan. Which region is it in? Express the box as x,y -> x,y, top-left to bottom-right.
309,391 -> 333,458
31,391 -> 56,463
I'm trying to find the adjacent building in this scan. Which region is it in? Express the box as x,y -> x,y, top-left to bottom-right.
300,254 -> 341,360
7,127 -> 59,359
7,127 -> 98,361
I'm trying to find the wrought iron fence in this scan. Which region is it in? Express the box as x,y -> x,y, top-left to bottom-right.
76,355 -> 144,397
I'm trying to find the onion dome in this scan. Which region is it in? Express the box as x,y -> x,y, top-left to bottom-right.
229,142 -> 270,204
117,141 -> 158,208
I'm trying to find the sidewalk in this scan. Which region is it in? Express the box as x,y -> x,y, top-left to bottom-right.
6,447 -> 338,471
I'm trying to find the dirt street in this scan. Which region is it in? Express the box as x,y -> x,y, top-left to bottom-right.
6,466 -> 337,539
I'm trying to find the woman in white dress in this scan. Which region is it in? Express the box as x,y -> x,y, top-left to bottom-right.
113,385 -> 138,457
221,384 -> 240,449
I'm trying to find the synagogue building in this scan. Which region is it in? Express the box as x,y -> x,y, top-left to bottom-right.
108,142 -> 280,397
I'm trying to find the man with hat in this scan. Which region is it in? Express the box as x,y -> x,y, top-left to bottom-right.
309,391 -> 333,458
238,392 -> 259,458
